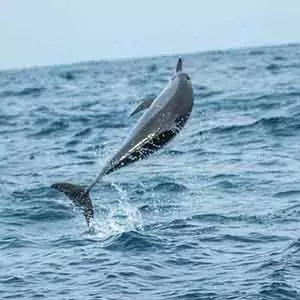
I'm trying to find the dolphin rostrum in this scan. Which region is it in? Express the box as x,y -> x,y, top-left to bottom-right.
52,58 -> 194,226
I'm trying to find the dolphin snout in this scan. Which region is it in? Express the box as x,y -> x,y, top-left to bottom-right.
176,57 -> 183,72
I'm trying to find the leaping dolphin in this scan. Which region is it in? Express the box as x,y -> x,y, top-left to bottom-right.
52,58 -> 194,226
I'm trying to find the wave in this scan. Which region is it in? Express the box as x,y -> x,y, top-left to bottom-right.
266,63 -> 281,71
103,230 -> 164,252
0,86 -> 46,98
194,90 -> 223,98
273,55 -> 286,61
248,49 -> 265,56
59,71 -> 76,81
259,282 -> 299,299
190,207 -> 300,225
147,63 -> 158,72
30,119 -> 70,137
273,190 -> 300,198
151,182 -> 187,192
192,115 -> 300,138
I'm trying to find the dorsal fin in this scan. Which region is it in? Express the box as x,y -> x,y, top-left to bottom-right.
176,57 -> 183,72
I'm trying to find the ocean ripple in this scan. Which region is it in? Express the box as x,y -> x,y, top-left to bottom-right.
1,43 -> 300,299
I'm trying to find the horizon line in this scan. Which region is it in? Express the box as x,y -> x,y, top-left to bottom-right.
1,41 -> 299,73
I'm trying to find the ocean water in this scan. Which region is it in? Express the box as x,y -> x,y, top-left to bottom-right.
1,43 -> 300,299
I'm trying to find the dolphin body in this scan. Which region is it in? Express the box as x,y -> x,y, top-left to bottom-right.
52,58 -> 193,225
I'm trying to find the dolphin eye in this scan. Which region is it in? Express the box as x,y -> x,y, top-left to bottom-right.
186,75 -> 190,80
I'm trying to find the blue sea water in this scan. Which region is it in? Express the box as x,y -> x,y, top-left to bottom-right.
1,43 -> 300,299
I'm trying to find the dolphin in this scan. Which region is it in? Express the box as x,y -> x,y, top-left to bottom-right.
52,58 -> 193,226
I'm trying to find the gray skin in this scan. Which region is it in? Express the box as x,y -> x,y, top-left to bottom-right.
52,58 -> 194,226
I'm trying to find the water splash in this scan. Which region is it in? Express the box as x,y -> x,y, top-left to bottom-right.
90,182 -> 142,239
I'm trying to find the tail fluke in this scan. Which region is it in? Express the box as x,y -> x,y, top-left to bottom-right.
51,182 -> 94,226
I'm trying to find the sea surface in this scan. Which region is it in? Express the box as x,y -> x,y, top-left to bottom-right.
1,43 -> 300,299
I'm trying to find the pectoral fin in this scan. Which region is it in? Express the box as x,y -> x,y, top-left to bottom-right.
129,99 -> 154,117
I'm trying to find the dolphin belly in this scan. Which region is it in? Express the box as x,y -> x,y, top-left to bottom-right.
104,114 -> 190,175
